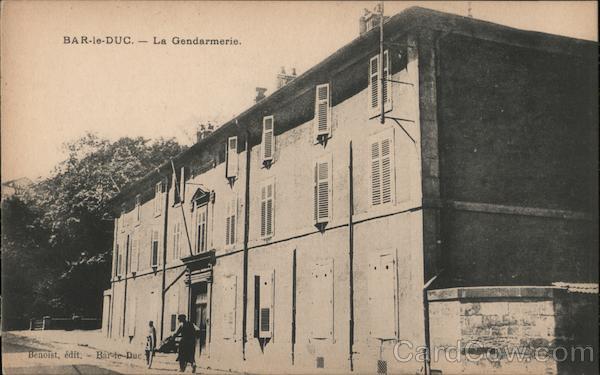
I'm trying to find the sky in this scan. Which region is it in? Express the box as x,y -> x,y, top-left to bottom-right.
1,1 -> 597,182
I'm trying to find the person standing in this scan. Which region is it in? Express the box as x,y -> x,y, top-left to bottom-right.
145,321 -> 157,368
173,314 -> 197,373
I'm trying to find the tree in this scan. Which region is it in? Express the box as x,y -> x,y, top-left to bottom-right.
2,133 -> 187,324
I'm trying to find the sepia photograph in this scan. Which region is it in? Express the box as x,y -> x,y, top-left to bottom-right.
1,1 -> 598,374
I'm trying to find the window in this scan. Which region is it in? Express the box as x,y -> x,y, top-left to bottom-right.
368,50 -> 392,118
261,116 -> 274,165
195,204 -> 208,253
370,130 -> 395,206
368,250 -> 397,339
151,229 -> 159,268
254,271 -> 274,338
225,195 -> 237,246
314,84 -> 331,142
154,182 -> 163,216
135,195 -> 141,224
222,275 -> 238,339
131,233 -> 139,272
309,259 -> 334,339
314,154 -> 332,224
170,314 -> 177,332
114,244 -> 120,277
226,136 -> 238,179
260,178 -> 275,238
172,221 -> 181,259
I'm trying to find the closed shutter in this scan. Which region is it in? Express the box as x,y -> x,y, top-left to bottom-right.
226,136 -> 238,178
225,196 -> 237,246
114,244 -> 120,276
154,182 -> 162,215
314,84 -> 331,141
131,235 -> 139,272
368,251 -> 397,339
179,167 -> 186,202
314,154 -> 332,223
370,130 -> 395,206
260,179 -> 274,238
151,230 -> 159,267
368,50 -> 392,117
369,55 -> 379,115
259,271 -> 274,338
127,297 -> 137,337
223,276 -> 238,338
262,116 -> 275,163
310,259 -> 334,339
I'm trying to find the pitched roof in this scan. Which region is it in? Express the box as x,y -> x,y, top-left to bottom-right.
108,6 -> 596,211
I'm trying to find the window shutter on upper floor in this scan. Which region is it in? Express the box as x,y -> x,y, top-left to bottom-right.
262,116 -> 275,163
368,50 -> 392,118
314,154 -> 332,224
370,130 -> 395,206
180,167 -> 186,202
226,136 -> 238,179
314,84 -> 331,141
154,182 -> 163,215
260,179 -> 274,238
151,229 -> 159,267
225,196 -> 237,246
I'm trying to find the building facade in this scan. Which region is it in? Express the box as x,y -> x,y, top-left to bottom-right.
103,7 -> 597,374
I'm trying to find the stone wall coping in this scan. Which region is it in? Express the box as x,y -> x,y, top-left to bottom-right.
427,286 -> 555,301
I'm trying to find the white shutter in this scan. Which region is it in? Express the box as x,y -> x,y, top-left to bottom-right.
262,116 -> 275,163
260,179 -> 274,238
179,167 -> 186,202
226,136 -> 238,178
382,50 -> 391,110
131,234 -> 139,272
259,271 -> 274,338
370,130 -> 395,206
368,251 -> 397,339
314,154 -> 332,223
225,196 -> 237,246
369,55 -> 379,116
223,276 -> 237,339
127,297 -> 137,337
314,84 -> 331,141
310,259 -> 334,339
368,50 -> 392,118
154,182 -> 162,215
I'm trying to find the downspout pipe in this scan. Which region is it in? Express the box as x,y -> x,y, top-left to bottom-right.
160,175 -> 170,340
242,129 -> 251,360
348,141 -> 355,371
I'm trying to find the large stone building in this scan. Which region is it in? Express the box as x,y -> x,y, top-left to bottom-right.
103,7 -> 597,374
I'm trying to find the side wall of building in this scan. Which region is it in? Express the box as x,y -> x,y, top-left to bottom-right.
434,33 -> 598,287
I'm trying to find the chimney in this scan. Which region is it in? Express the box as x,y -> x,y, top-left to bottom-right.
196,124 -> 206,143
276,66 -> 296,89
206,122 -> 214,138
255,87 -> 267,103
359,7 -> 389,35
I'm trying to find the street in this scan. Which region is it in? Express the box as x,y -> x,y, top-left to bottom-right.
2,331 -> 225,375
